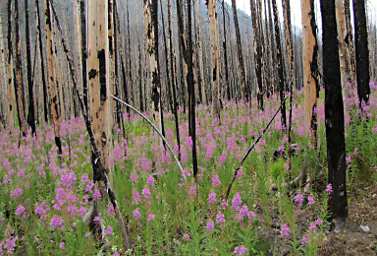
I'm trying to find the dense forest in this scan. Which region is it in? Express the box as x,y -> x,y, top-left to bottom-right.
0,0 -> 376,255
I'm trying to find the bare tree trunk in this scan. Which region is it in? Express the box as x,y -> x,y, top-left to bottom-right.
282,0 -> 295,170
35,0 -> 49,124
231,0 -> 247,102
336,0 -> 357,111
24,0 -> 36,135
177,0 -> 198,179
6,0 -> 15,130
272,0 -> 287,129
250,0 -> 264,110
168,0 -> 181,159
302,0 -> 319,148
193,0 -> 205,104
222,0 -> 230,101
45,0 -> 62,155
14,0 -> 28,137
144,0 -> 166,150
353,0 -> 370,108
208,0 -> 221,120
320,0 -> 348,225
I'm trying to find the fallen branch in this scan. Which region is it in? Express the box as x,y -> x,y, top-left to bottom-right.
111,95 -> 184,174
225,98 -> 287,200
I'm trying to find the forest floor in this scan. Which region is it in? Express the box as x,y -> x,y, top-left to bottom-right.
319,182 -> 377,256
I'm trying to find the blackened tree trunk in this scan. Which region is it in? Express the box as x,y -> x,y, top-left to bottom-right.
272,0 -> 287,129
80,0 -> 88,110
35,0 -> 49,124
353,0 -> 370,108
25,0 -> 36,135
14,0 -> 28,137
144,0 -> 166,150
250,0 -> 264,110
222,0 -> 230,101
167,0 -> 181,159
320,0 -> 348,224
177,0 -> 198,178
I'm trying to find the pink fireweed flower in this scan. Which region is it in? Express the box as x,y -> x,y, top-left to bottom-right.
5,237 -> 17,254
314,218 -> 323,226
85,181 -> 94,193
301,234 -> 309,246
307,195 -> 315,206
15,204 -> 26,217
308,222 -> 317,231
133,208 -> 141,220
67,205 -> 78,216
10,188 -> 23,199
130,173 -> 139,183
112,144 -> 123,162
233,245 -> 248,255
216,212 -> 225,224
81,174 -> 89,184
107,203 -> 115,216
35,202 -> 49,217
218,152 -> 227,165
132,191 -> 141,204
59,241 -> 65,250
326,183 -> 333,194
294,193 -> 304,207
17,169 -> 25,177
208,192 -> 217,205
142,187 -> 152,200
211,175 -> 221,188
239,204 -> 249,219
147,212 -> 155,222
206,219 -> 215,232
248,211 -> 257,223
280,224 -> 290,239
93,215 -> 101,224
232,192 -> 242,211
50,216 -> 64,229
139,156 -> 152,172
146,175 -> 155,186
60,171 -> 76,188
93,188 -> 102,201
235,168 -> 243,179
186,136 -> 193,147
104,226 -> 113,236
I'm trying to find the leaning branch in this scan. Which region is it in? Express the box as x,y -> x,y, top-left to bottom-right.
225,98 -> 287,200
111,95 -> 184,174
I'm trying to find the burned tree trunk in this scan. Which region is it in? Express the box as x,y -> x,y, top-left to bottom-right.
301,0 -> 319,148
336,0 -> 357,111
353,0 -> 370,108
177,0 -> 198,178
36,0 -> 49,124
14,0 -> 28,137
272,0 -> 287,129
144,0 -> 166,150
320,0 -> 348,224
167,0 -> 181,159
250,0 -> 264,110
45,0 -> 62,155
6,0 -> 15,130
25,0 -> 36,135
222,0 -> 230,101
207,0 -> 221,120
